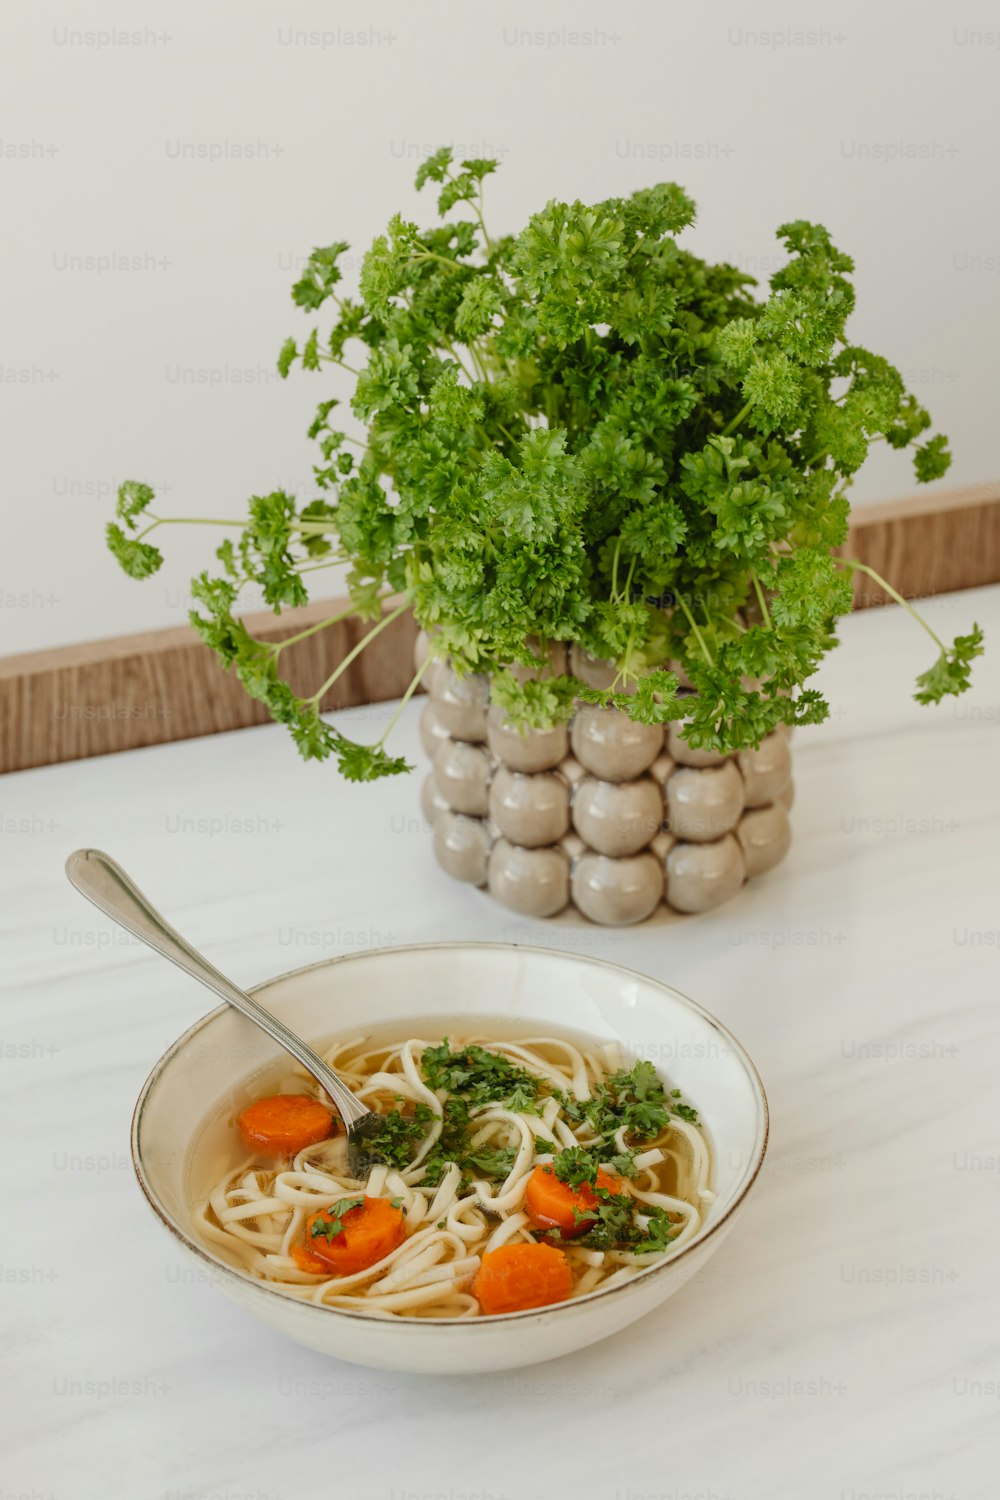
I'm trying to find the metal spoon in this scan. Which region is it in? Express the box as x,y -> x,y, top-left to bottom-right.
65,848 -> 386,1177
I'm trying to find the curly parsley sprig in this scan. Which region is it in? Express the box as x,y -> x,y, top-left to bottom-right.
105,151 -> 981,777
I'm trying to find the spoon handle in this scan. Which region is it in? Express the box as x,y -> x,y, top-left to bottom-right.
65,848 -> 371,1131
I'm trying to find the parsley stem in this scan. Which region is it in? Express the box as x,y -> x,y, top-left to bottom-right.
428,318 -> 476,383
410,248 -> 466,273
838,559 -> 946,652
612,619 -> 639,691
467,341 -> 491,384
293,555 -> 350,575
272,601 -> 378,655
442,165 -> 496,256
749,568 -> 772,629
135,515 -> 244,541
449,342 -> 478,385
721,398 -> 753,436
610,536 -> 623,600
676,594 -> 715,667
377,653 -> 433,746
477,183 -> 495,255
623,553 -> 638,600
305,602 -> 409,705
319,354 -> 360,377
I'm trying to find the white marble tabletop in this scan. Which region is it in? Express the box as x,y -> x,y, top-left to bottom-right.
2,586 -> 998,1500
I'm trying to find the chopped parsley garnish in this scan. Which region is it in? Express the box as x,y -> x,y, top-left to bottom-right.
551,1145 -> 606,1191
527,1150 -> 684,1254
547,1145 -> 668,1251
340,1049 -> 694,1260
356,1102 -> 435,1170
556,1059 -> 698,1151
463,1146 -> 519,1180
565,1185 -> 679,1255
420,1094 -> 470,1187
310,1197 -> 364,1243
549,1144 -> 637,1186
538,1064 -> 696,1254
415,1041 -> 544,1187
420,1094 -> 520,1189
569,1191 -> 634,1251
420,1040 -> 541,1114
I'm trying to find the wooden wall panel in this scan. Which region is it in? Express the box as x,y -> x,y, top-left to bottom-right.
2,482 -> 998,773
0,601 -> 419,773
839,483 -> 1000,608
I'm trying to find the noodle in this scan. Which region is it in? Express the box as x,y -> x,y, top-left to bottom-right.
193,1026 -> 713,1318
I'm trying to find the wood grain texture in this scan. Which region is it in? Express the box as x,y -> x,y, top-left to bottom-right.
2,482 -> 998,773
839,482 -> 1000,608
0,600 -> 420,774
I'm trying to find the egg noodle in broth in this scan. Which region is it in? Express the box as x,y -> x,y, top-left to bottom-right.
192,1017 -> 713,1319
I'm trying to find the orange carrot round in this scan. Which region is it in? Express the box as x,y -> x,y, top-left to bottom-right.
303,1197 -> 406,1276
237,1094 -> 335,1156
524,1163 -> 623,1239
291,1241 -> 333,1275
474,1242 -> 573,1315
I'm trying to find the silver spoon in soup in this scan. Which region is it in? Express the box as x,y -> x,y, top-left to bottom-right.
65,848 -> 387,1176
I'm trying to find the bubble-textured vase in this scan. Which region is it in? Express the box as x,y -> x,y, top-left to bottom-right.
416,635 -> 793,926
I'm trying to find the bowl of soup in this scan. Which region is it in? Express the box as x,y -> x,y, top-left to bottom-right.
132,942 -> 767,1373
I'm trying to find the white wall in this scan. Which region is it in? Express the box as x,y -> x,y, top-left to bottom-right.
3,0 -> 998,654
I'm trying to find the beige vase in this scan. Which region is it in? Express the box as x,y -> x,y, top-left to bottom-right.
416,635 -> 793,926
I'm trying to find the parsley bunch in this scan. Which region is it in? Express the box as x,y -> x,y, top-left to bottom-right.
106,152 -> 982,777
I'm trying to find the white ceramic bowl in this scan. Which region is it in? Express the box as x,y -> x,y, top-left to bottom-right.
133,943 -> 767,1374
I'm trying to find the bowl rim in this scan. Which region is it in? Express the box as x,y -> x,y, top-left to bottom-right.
132,941 -> 769,1328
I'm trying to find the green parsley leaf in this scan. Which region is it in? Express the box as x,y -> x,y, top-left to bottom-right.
292,242 -> 350,312
351,1103 -> 435,1171
420,1041 -> 541,1114
554,1060 -> 698,1152
277,337 -> 297,378
914,624 -> 985,705
115,480 -> 156,525
310,1196 -> 365,1243
106,523 -> 162,579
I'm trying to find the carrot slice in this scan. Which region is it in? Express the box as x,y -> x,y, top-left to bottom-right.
524,1164 -> 623,1239
237,1094 -> 335,1156
291,1241 -> 333,1275
474,1242 -> 573,1315
303,1197 -> 406,1277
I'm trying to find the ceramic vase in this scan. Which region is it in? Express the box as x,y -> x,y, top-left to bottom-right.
417,635 -> 793,926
